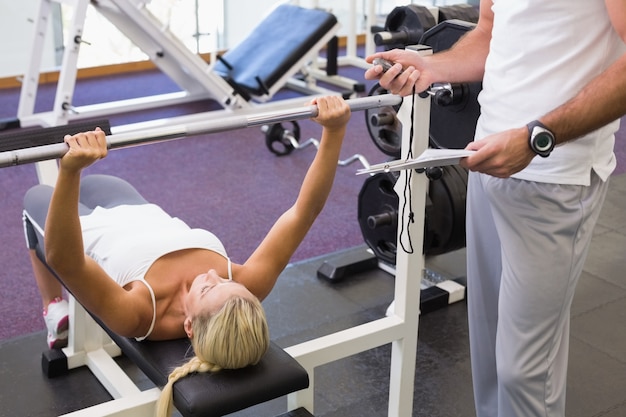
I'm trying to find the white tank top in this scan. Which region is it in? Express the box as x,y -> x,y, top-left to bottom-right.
476,0 -> 625,185
79,204 -> 231,340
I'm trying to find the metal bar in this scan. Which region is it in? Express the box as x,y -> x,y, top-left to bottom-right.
0,95 -> 402,168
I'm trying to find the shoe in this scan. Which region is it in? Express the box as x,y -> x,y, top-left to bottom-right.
44,297 -> 69,349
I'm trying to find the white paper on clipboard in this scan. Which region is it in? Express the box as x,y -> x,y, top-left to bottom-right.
357,148 -> 475,175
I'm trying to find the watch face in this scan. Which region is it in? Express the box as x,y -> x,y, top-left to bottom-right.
534,132 -> 553,151
528,122 -> 555,157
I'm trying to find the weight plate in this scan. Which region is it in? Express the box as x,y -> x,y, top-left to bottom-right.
420,20 -> 481,149
265,121 -> 300,156
358,172 -> 399,265
364,84 -> 403,158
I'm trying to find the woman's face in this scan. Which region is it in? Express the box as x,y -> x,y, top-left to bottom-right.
185,269 -> 255,318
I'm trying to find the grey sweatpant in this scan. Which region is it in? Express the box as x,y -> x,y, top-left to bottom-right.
466,171 -> 608,417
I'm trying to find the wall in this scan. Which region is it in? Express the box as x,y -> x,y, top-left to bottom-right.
0,0 -> 59,80
0,0 -> 466,81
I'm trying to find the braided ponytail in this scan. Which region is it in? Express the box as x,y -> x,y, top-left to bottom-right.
155,356 -> 220,417
155,295 -> 270,417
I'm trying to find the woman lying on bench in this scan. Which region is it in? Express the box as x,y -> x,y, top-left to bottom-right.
22,95 -> 350,417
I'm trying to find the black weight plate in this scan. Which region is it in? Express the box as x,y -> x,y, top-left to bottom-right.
425,166 -> 456,255
364,84 -> 404,158
357,172 -> 399,265
438,4 -> 479,24
265,121 -> 300,156
420,20 -> 481,149
442,165 -> 468,253
381,4 -> 437,50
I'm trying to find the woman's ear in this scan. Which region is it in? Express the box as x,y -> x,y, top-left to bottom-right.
184,317 -> 193,339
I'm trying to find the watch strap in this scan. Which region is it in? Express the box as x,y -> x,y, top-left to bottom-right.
527,120 -> 550,133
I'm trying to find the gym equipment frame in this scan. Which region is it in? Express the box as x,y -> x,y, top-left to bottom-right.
291,0 -> 378,93
17,0 -> 342,128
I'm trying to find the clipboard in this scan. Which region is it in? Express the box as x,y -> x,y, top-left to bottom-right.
357,148 -> 475,175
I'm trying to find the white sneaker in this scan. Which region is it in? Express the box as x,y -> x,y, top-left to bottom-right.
44,298 -> 69,349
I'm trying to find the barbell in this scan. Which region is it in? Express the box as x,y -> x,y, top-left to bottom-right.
0,94 -> 403,168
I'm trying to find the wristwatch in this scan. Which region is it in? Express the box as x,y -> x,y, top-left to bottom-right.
527,120 -> 555,158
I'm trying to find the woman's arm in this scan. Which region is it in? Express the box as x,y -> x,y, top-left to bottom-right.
236,96 -> 351,300
45,130 -> 148,337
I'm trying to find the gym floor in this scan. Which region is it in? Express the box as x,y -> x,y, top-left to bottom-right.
0,174 -> 624,416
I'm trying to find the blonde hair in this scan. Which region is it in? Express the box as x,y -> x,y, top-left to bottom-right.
156,295 -> 270,417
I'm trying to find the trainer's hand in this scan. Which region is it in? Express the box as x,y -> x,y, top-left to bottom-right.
460,126 -> 535,178
365,49 -> 434,96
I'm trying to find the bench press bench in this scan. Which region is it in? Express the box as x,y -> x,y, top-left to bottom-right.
99,333 -> 309,416
213,3 -> 341,102
25,219 -> 311,417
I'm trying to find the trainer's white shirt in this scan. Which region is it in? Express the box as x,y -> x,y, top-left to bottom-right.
475,0 -> 625,185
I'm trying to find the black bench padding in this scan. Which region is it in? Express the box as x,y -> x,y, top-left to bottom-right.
32,241 -> 309,417
0,119 -> 111,152
112,336 -> 308,417
214,4 -> 338,97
